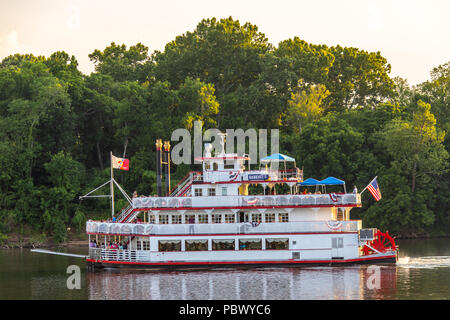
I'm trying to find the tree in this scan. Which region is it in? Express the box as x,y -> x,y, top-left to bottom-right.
262,37 -> 334,95
153,17 -> 270,91
381,100 -> 447,193
41,152 -> 84,242
89,42 -> 153,83
285,82 -> 330,133
325,45 -> 395,111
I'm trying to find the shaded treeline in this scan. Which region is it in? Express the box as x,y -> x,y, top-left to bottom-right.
0,17 -> 448,242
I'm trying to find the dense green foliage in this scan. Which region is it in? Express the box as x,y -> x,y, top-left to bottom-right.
0,17 -> 448,241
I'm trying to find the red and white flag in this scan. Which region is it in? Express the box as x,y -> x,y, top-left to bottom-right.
111,154 -> 129,171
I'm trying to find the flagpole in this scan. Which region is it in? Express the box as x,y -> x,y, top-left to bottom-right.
110,151 -> 115,218
360,176 -> 377,195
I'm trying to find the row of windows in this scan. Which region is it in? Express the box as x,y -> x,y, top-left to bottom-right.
146,213 -> 289,224
204,162 -> 242,171
136,238 -> 289,251
194,187 -> 228,197
155,238 -> 290,252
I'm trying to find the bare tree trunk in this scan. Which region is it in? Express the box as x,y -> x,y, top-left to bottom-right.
96,141 -> 103,170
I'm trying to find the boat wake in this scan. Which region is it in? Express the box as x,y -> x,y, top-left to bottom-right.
397,256 -> 450,269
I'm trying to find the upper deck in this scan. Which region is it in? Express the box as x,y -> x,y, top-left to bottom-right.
132,193 -> 361,210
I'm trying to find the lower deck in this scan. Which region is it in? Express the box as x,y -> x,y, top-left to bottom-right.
87,232 -> 397,268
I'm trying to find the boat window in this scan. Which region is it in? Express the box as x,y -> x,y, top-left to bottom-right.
148,214 -> 155,224
185,214 -> 196,224
212,239 -> 235,250
213,162 -> 218,170
224,163 -> 235,169
159,214 -> 169,224
224,214 -> 235,223
142,239 -> 150,250
221,187 -> 227,196
158,240 -> 181,252
185,239 -> 208,251
198,214 -> 208,224
212,214 -> 222,223
265,238 -> 289,250
265,213 -> 275,223
251,213 -> 262,223
239,239 -> 262,250
172,215 -> 182,224
194,188 -> 203,197
205,162 -> 211,170
337,208 -> 345,221
136,238 -> 142,250
208,188 -> 216,196
279,213 -> 289,223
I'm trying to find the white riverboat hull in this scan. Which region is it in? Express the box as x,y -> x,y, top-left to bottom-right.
86,252 -> 397,270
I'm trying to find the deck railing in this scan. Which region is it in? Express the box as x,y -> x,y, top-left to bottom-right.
86,220 -> 362,236
89,248 -> 150,262
131,193 -> 361,209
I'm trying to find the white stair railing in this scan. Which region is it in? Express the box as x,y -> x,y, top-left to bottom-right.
116,204 -> 134,223
169,172 -> 197,197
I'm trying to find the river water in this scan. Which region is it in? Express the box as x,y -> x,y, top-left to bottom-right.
0,238 -> 449,300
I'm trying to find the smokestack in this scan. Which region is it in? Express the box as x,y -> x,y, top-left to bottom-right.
156,139 -> 163,196
163,141 -> 171,196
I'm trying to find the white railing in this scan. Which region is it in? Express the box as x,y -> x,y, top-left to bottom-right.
131,193 -> 361,209
89,248 -> 151,262
116,204 -> 134,223
86,220 -> 361,236
169,172 -> 202,197
200,168 -> 302,184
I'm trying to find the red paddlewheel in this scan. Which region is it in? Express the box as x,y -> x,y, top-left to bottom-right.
362,230 -> 396,255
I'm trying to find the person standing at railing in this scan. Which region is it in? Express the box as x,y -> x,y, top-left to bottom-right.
188,216 -> 195,234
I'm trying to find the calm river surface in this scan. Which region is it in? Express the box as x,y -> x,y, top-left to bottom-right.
0,238 -> 449,300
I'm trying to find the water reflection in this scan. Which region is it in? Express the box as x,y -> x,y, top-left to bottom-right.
86,265 -> 398,300
3,238 -> 448,300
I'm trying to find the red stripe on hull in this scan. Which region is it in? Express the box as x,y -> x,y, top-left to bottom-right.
86,254 -> 396,268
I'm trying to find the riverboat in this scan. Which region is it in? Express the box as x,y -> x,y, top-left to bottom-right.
84,137 -> 398,270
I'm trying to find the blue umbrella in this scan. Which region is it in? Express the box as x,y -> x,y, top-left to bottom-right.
298,178 -> 321,186
260,153 -> 295,162
319,177 -> 345,185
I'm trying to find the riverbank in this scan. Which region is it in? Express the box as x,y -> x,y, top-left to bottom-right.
0,230 -> 88,249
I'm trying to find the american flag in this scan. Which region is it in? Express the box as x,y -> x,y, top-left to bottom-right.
367,177 -> 381,201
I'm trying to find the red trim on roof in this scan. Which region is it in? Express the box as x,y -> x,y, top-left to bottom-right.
195,156 -> 250,161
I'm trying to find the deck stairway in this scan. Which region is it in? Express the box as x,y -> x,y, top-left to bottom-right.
169,171 -> 201,197
116,204 -> 135,223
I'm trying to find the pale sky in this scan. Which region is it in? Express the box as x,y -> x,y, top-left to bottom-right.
0,0 -> 448,85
